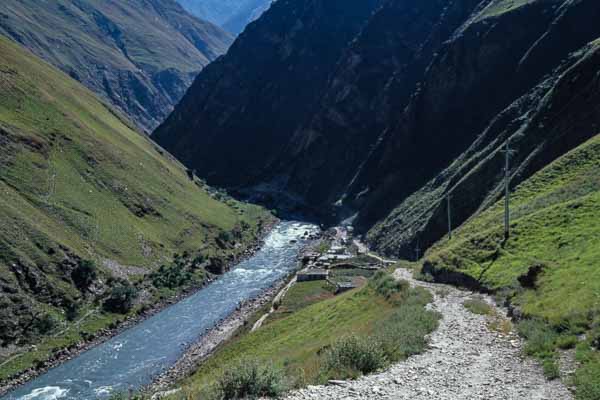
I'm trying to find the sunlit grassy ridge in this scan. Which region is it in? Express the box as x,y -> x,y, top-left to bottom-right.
0,35 -> 269,379
426,133 -> 600,396
427,133 -> 600,323
477,0 -> 540,20
0,35 -> 265,267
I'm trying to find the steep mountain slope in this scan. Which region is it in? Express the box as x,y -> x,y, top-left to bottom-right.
155,0 -> 599,259
276,0 -> 485,209
0,35 -> 269,371
154,0 -> 383,201
361,0 -> 600,257
178,0 -> 273,34
0,0 -> 233,132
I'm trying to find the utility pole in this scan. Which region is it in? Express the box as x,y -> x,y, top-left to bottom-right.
446,193 -> 452,240
415,239 -> 421,262
501,140 -> 516,240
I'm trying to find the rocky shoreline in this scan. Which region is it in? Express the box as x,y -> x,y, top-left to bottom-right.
0,219 -> 278,397
148,236 -> 323,396
148,274 -> 293,395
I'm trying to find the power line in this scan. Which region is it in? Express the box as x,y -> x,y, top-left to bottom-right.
415,238 -> 421,261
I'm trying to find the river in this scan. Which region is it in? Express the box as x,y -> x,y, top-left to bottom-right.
4,221 -> 318,400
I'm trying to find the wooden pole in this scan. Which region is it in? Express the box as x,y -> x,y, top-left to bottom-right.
447,193 -> 452,240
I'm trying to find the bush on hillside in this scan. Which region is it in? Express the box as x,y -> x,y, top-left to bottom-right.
376,305 -> 440,362
150,263 -> 193,289
573,358 -> 600,400
103,282 -> 137,314
34,313 -> 58,335
216,359 -> 284,399
323,335 -> 387,379
369,270 -> 410,300
72,260 -> 98,290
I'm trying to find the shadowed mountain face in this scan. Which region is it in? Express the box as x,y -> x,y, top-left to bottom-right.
155,0 -> 600,255
154,0 -> 383,199
177,0 -> 273,35
0,0 -> 233,132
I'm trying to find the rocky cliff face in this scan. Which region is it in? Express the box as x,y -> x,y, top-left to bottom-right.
0,0 -> 232,132
352,0 -> 600,256
154,0 -> 383,192
277,0 -> 485,209
155,0 -> 600,255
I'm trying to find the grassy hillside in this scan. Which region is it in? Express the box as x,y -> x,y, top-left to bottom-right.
165,272 -> 438,399
0,0 -> 232,131
424,133 -> 600,397
0,35 -> 269,380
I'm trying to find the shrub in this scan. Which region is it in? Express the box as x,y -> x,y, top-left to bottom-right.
517,319 -> 562,379
34,313 -> 58,334
64,298 -> 80,321
323,335 -> 387,379
376,305 -> 440,362
216,359 -> 284,399
369,271 -> 409,299
542,358 -> 560,380
72,260 -> 98,290
517,319 -> 558,358
103,282 -> 137,314
463,298 -> 494,316
574,358 -> 600,400
150,263 -> 192,289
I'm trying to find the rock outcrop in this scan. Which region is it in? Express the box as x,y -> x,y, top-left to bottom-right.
154,0 -> 600,256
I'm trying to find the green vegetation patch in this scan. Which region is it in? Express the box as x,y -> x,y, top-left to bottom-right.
425,133 -> 600,392
267,281 -> 335,323
477,0 -> 539,21
463,298 -> 494,316
0,35 -> 270,380
169,272 -> 439,398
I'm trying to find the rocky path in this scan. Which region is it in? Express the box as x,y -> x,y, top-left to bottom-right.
284,268 -> 573,400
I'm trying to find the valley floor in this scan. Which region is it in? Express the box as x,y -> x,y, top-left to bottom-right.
284,267 -> 573,400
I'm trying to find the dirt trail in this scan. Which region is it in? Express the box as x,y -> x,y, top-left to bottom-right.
284,267 -> 573,400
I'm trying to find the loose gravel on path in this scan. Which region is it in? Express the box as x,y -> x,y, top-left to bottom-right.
284,268 -> 573,400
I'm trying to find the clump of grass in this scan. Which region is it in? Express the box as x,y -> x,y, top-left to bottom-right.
574,344 -> 600,400
323,282 -> 439,381
517,319 -> 560,380
488,318 -> 513,335
556,335 -> 579,350
369,270 -> 409,300
463,298 -> 494,316
414,270 -> 435,283
518,320 -> 558,357
376,304 -> 440,361
215,359 -> 284,400
323,335 -> 387,379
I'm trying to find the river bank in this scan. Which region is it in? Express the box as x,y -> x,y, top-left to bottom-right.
149,230 -> 325,394
0,219 -> 279,398
149,273 -> 293,394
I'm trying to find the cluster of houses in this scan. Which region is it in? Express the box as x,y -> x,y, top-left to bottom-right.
297,233 -> 378,294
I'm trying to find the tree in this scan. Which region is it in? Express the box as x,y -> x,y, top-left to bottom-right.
103,283 -> 137,314
72,260 -> 98,290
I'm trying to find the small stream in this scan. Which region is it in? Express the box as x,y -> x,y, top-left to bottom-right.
4,221 -> 318,400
